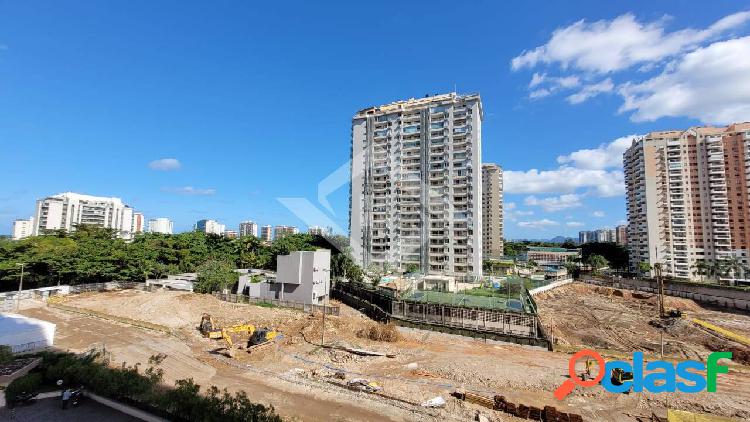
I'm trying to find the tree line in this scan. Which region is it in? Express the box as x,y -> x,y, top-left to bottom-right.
0,225 -> 363,292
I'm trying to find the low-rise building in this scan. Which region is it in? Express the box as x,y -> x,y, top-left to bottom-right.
525,247 -> 580,265
236,250 -> 331,304
224,230 -> 238,239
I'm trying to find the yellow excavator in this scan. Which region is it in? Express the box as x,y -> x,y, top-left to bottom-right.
200,313 -> 254,339
200,313 -> 278,357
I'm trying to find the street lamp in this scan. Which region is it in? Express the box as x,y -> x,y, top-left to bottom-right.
16,263 -> 26,311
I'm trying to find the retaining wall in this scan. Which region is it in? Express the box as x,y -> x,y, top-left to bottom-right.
581,276 -> 750,311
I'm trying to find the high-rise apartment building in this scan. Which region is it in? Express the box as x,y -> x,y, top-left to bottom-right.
274,225 -> 298,240
260,225 -> 273,242
482,163 -> 504,259
196,219 -> 225,235
349,93 -> 483,279
12,217 -> 34,240
624,123 -> 750,279
616,225 -> 628,246
33,192 -> 137,239
578,230 -> 594,244
132,212 -> 145,234
148,218 -> 173,234
239,221 -> 258,238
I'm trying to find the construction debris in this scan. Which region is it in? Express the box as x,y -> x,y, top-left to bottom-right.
420,396 -> 446,408
347,378 -> 383,393
452,391 -> 584,421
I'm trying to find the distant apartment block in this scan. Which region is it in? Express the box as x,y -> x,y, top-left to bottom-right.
274,225 -> 298,240
12,217 -> 34,240
307,226 -> 328,236
33,192 -> 137,239
260,225 -> 273,242
616,224 -> 628,246
224,230 -> 238,239
239,221 -> 258,238
578,229 -> 616,244
196,219 -> 225,235
624,123 -> 750,279
132,212 -> 145,234
148,218 -> 173,234
482,163 -> 504,259
349,93 -> 483,280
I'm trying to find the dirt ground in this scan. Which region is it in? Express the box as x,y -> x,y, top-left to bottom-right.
17,286 -> 750,421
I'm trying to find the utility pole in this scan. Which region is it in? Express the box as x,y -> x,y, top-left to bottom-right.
321,307 -> 326,346
16,263 -> 26,311
654,247 -> 665,318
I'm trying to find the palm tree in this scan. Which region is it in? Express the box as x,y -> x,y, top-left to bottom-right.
718,257 -> 748,286
691,259 -> 709,282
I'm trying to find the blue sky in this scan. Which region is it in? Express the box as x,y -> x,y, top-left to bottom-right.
1,1 -> 749,239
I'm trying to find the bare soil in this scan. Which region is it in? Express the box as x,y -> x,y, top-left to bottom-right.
18,286 -> 750,421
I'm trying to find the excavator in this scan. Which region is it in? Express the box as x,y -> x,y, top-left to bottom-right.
200,313 -> 278,358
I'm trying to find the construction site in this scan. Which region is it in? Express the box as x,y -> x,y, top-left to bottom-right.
12,281 -> 750,422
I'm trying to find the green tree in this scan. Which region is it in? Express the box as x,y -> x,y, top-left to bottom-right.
195,259 -> 238,293
638,261 -> 652,276
587,254 -> 609,272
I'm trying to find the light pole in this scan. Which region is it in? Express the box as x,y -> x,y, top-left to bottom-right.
16,263 -> 26,311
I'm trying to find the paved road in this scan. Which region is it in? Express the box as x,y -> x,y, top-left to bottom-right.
0,397 -> 139,421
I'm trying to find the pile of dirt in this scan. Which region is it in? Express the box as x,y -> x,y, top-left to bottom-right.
356,322 -> 401,342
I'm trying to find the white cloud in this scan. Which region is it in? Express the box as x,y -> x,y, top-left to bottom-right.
505,202 -> 534,221
162,186 -> 215,196
527,73 -> 581,99
618,36 -> 750,124
557,135 -> 637,170
511,11 -> 750,73
566,78 -> 614,104
149,158 -> 181,171
518,219 -> 559,230
592,210 -> 606,217
524,194 -> 583,212
504,167 -> 624,197
566,221 -> 585,227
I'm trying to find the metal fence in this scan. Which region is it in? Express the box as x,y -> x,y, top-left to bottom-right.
212,292 -> 340,316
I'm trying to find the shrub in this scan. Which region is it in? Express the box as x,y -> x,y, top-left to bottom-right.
357,322 -> 401,342
0,345 -> 12,364
5,372 -> 42,403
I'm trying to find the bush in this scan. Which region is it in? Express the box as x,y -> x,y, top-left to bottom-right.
0,345 -> 13,364
5,372 -> 42,403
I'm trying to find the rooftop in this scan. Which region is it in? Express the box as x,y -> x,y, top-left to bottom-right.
527,247 -> 579,253
354,92 -> 481,118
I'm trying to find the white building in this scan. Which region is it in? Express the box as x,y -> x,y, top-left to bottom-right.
237,250 -> 331,304
12,217 -> 34,240
196,219 -> 225,235
33,192 -> 137,239
239,221 -> 258,238
350,93 -> 483,280
148,218 -> 173,234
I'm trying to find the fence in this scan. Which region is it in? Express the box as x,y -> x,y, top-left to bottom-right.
212,292 -> 340,316
332,282 -> 550,349
68,281 -> 145,294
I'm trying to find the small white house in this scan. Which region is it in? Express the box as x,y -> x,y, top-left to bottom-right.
237,250 -> 331,304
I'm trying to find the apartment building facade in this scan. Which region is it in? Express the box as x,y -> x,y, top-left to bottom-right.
33,192 -> 137,239
481,163 -> 504,259
239,221 -> 258,238
274,225 -> 298,240
148,218 -> 173,234
624,123 -> 750,279
616,225 -> 628,246
260,225 -> 273,242
349,93 -> 483,280
12,218 -> 34,240
196,219 -> 225,235
132,212 -> 145,234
